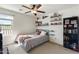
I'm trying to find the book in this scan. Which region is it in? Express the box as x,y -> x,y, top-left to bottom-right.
65,19 -> 69,24
71,20 -> 77,24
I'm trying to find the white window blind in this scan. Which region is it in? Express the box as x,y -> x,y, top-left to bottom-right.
0,14 -> 13,25
0,14 -> 13,35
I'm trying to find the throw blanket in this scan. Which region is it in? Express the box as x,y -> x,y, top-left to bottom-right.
19,36 -> 31,43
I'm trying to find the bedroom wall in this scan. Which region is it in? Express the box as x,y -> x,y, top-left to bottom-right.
50,6 -> 79,45
59,6 -> 79,18
37,14 -> 63,45
13,13 -> 36,36
37,6 -> 79,46
0,8 -> 36,45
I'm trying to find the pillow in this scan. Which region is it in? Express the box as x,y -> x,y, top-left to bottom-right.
36,31 -> 41,35
40,31 -> 46,35
35,29 -> 41,35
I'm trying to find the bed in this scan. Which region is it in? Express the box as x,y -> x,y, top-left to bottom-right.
16,31 -> 49,52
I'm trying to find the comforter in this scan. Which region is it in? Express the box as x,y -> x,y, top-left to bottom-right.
20,34 -> 49,52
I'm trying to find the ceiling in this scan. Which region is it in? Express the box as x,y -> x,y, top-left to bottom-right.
0,4 -> 79,17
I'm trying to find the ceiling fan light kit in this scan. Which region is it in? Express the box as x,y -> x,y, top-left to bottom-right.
31,10 -> 37,13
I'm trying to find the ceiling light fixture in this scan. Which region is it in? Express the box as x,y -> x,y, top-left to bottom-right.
31,10 -> 37,13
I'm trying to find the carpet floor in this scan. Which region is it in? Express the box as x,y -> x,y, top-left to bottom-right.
29,42 -> 78,54
7,42 -> 78,54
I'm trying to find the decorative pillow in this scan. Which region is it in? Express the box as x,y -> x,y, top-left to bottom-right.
40,31 -> 46,35
35,29 -> 41,35
36,31 -> 41,35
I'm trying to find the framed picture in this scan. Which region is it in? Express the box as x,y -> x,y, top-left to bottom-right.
41,23 -> 49,26
38,21 -> 42,26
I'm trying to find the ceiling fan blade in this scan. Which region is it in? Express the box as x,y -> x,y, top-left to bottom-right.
25,11 -> 31,14
32,5 -> 36,9
22,5 -> 31,9
37,4 -> 41,9
37,10 -> 45,13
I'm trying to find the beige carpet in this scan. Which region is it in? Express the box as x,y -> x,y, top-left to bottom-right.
29,42 -> 79,54
5,43 -> 27,54
7,42 -> 78,54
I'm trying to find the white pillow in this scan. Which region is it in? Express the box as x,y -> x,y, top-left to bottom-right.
40,31 -> 46,35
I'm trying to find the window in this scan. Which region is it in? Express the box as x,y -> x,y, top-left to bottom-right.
0,14 -> 13,25
0,14 -> 13,35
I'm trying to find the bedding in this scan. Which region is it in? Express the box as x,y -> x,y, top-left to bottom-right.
19,36 -> 31,43
18,31 -> 49,52
22,35 -> 48,52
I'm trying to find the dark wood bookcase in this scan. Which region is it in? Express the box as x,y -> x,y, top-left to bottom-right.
63,16 -> 79,52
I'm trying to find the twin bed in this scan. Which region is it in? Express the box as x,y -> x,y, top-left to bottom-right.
15,31 -> 49,52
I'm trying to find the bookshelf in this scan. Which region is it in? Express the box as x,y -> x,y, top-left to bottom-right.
63,16 -> 79,52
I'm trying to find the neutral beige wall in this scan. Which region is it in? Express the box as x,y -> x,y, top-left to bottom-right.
13,13 -> 36,35
59,6 -> 79,18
